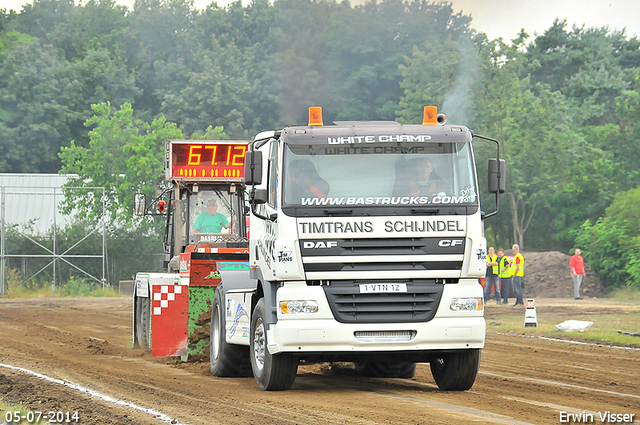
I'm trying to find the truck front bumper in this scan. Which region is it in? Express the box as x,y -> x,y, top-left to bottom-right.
267,316 -> 485,355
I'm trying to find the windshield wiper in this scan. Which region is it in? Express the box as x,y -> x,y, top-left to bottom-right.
410,208 -> 440,215
323,208 -> 354,215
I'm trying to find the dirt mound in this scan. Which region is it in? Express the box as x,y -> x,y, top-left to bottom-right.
519,251 -> 607,298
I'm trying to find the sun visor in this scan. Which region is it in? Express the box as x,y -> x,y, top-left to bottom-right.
280,124 -> 471,146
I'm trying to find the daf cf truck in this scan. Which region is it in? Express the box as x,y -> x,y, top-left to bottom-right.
133,106 -> 505,391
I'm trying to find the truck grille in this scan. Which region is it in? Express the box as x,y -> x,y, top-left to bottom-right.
354,330 -> 417,342
321,279 -> 444,323
300,237 -> 464,273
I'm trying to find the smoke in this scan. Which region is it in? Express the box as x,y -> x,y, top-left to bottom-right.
442,41 -> 479,126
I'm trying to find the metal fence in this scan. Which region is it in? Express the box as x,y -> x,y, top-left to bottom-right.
0,185 -> 106,295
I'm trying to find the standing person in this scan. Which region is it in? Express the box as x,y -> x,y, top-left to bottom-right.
498,248 -> 512,304
511,244 -> 525,306
570,248 -> 585,300
484,247 -> 500,302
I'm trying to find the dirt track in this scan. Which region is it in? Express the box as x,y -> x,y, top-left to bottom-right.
0,297 -> 638,425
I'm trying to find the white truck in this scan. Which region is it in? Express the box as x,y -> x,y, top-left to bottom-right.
210,106 -> 505,390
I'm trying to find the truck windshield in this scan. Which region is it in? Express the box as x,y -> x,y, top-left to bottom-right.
283,142 -> 477,208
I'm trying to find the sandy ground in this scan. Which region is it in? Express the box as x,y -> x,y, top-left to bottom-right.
0,297 -> 638,425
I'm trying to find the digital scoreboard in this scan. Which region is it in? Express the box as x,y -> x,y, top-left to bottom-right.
165,140 -> 249,182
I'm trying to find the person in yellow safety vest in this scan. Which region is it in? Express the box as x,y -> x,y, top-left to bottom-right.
484,247 -> 500,303
511,244 -> 525,306
498,248 -> 512,304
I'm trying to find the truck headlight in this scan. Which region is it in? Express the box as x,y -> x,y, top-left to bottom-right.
450,297 -> 483,311
280,300 -> 319,314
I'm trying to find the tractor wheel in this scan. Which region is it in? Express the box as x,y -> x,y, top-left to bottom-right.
134,296 -> 151,349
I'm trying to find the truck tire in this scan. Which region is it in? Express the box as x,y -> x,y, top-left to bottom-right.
250,298 -> 298,390
354,361 -> 416,379
134,296 -> 151,349
209,288 -> 252,377
430,349 -> 480,391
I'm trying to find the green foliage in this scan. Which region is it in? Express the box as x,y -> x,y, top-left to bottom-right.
525,19 -> 640,108
4,270 -> 123,298
398,39 -> 473,124
0,0 -> 639,258
46,0 -> 131,61
628,240 -> 640,286
0,39 -> 139,172
59,275 -> 120,297
59,102 -> 184,222
3,217 -> 164,291
575,185 -> 640,288
0,42 -> 72,172
62,275 -> 93,296
608,285 -> 640,303
465,35 -> 596,248
0,30 -> 37,51
575,218 -> 631,288
157,40 -> 265,138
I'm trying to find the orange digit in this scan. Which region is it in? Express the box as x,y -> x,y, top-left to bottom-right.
232,146 -> 247,166
226,145 -> 233,165
188,145 -> 202,165
205,145 -> 217,165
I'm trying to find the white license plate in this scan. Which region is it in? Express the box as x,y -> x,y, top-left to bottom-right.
359,283 -> 408,293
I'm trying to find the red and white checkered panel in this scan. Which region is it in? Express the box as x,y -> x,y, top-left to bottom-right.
151,283 -> 188,357
153,285 -> 184,316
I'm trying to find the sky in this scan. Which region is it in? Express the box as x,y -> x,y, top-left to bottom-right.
2,0 -> 640,42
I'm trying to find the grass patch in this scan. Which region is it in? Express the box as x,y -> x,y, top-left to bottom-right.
1,268 -> 125,299
488,313 -> 640,345
0,398 -> 49,424
5,284 -> 123,299
607,286 -> 640,303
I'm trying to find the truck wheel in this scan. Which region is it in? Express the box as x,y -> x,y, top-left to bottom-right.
134,296 -> 151,349
210,288 -> 252,377
250,298 -> 298,390
430,349 -> 480,391
354,362 -> 416,379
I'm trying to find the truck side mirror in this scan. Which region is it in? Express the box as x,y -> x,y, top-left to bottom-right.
488,159 -> 506,194
244,151 -> 263,186
134,193 -> 146,216
252,189 -> 268,205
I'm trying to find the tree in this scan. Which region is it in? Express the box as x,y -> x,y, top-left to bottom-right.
264,0 -> 473,125
59,101 -> 227,222
157,41 -> 269,139
0,40 -> 140,172
47,0 -> 131,61
472,36 -> 596,249
0,41 -> 73,172
126,0 -> 197,116
575,185 -> 640,288
0,30 -> 36,52
9,0 -> 76,45
59,102 -> 185,223
0,8 -> 18,31
526,20 -> 640,125
585,76 -> 640,190
398,37 -> 478,125
60,48 -> 142,145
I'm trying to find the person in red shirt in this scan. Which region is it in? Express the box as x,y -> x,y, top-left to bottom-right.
570,248 -> 585,300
